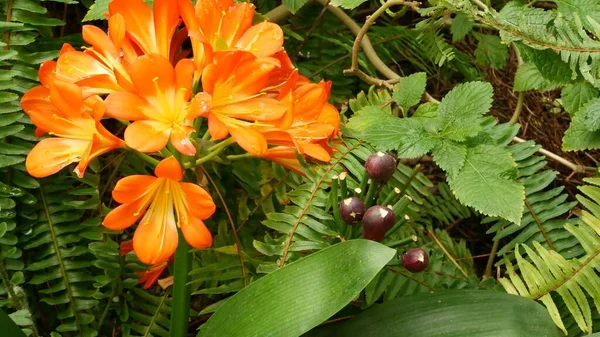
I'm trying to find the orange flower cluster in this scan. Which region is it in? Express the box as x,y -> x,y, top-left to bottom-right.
20,0 -> 340,266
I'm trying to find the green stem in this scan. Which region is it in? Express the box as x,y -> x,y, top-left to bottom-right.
132,150 -> 160,167
170,231 -> 191,336
227,153 -> 253,161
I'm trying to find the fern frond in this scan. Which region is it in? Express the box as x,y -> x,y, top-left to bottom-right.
499,177 -> 600,335
123,288 -> 172,337
485,140 -> 579,261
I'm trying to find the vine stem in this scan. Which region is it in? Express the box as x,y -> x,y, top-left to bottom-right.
170,231 -> 192,337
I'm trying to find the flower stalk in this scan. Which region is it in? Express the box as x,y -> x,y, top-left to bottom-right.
170,231 -> 192,337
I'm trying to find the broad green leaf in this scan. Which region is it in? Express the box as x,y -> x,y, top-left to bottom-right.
282,0 -> 309,14
437,81 -> 493,141
431,140 -> 467,178
0,308 -> 26,337
561,82 -> 599,116
514,63 -> 562,92
305,290 -> 561,337
563,112 -> 600,151
451,13 -> 473,42
474,34 -> 508,69
392,72 -> 427,112
198,240 -> 395,337
448,145 -> 524,224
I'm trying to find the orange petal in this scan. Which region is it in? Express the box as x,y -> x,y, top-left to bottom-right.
225,97 -> 287,121
112,175 -> 157,204
169,126 -> 196,156
189,92 -> 212,118
75,75 -> 123,96
26,138 -> 88,178
229,124 -> 267,155
181,217 -> 212,250
133,208 -> 179,264
124,120 -> 171,153
208,113 -> 229,140
38,61 -> 57,87
104,91 -> 149,120
55,51 -> 112,84
179,182 -> 216,219
82,25 -> 118,60
103,200 -> 145,230
300,143 -> 331,162
128,54 -> 175,99
109,0 -> 157,55
235,22 -> 283,57
155,157 -> 183,181
220,3 -> 254,46
50,81 -> 83,118
108,14 -> 126,50
175,58 -> 195,99
138,261 -> 168,289
153,0 -> 180,58
318,103 -> 340,136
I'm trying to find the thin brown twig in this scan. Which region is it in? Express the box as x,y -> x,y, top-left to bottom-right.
427,229 -> 469,278
201,166 -> 248,287
345,0 -> 420,77
513,137 -> 596,174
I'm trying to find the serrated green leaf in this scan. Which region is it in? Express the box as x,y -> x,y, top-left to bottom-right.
362,118 -> 439,158
474,34 -> 508,69
579,98 -> 600,131
451,13 -> 473,42
392,72 -> 427,112
513,63 -> 562,92
437,81 -> 493,141
448,145 -> 524,224
345,105 -> 390,133
561,82 -> 599,116
563,109 -> 600,151
198,240 -> 395,337
282,0 -> 309,14
431,140 -> 467,178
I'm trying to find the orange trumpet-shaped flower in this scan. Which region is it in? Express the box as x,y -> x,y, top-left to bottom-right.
20,81 -> 124,178
108,0 -> 180,60
120,240 -> 173,289
193,51 -> 288,155
104,54 -> 201,156
103,157 -> 216,265
178,0 -> 283,78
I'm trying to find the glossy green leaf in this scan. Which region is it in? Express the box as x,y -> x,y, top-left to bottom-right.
198,240 -> 395,337
305,290 -> 561,337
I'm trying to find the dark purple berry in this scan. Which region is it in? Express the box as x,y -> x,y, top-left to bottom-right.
365,152 -> 396,183
339,197 -> 366,224
402,248 -> 429,273
362,205 -> 396,242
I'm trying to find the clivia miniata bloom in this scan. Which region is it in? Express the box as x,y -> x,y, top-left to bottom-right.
103,157 -> 216,264
21,0 -> 341,266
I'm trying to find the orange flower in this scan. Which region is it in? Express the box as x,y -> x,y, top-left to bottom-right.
108,0 -> 180,60
178,0 -> 283,79
120,240 -> 173,289
20,81 -> 124,178
104,54 -> 201,155
193,51 -> 288,155
103,157 -> 216,265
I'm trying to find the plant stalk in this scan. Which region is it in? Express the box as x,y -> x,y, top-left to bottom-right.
170,231 -> 192,337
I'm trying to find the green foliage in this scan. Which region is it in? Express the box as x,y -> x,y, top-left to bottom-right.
499,178 -> 600,335
347,81 -> 525,225
392,72 -> 427,113
307,290 -> 561,337
200,240 -> 395,337
474,33 -> 508,69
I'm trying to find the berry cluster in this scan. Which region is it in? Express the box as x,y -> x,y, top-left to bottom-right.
335,152 -> 429,273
